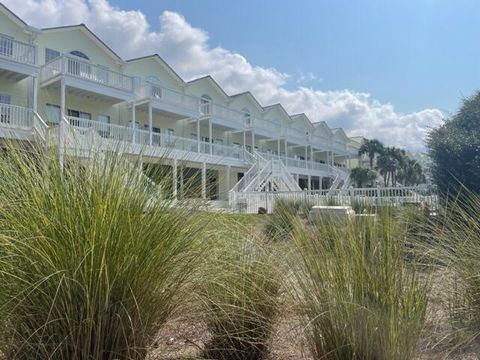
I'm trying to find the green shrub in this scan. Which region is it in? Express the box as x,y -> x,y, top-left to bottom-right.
0,143 -> 208,360
288,210 -> 429,360
201,233 -> 281,360
264,198 -> 301,242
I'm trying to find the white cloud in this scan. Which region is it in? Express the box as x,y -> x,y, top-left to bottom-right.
4,0 -> 444,151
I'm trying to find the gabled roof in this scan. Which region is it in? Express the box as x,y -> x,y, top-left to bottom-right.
186,75 -> 229,99
313,121 -> 333,137
41,24 -> 124,63
126,54 -> 184,85
263,103 -> 292,121
331,128 -> 350,142
290,113 -> 314,129
229,91 -> 264,113
0,3 -> 39,33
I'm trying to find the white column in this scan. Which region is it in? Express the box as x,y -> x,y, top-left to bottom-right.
172,159 -> 178,199
32,76 -> 38,113
60,78 -> 66,119
179,164 -> 184,197
319,176 -> 323,190
209,118 -> 213,155
226,165 -> 231,194
243,130 -> 246,151
251,130 -> 255,152
285,139 -> 288,159
197,118 -> 201,153
277,139 -> 280,155
308,175 -> 311,191
201,162 -> 207,199
131,101 -> 136,144
148,102 -> 153,146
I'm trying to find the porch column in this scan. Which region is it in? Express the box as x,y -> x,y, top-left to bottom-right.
172,159 -> 178,199
209,118 -> 213,155
32,76 -> 38,113
285,139 -> 288,159
243,130 -> 246,151
251,130 -> 255,153
308,175 -> 311,191
277,139 -> 280,156
295,174 -> 299,186
201,162 -> 207,199
60,78 -> 66,119
148,102 -> 153,146
226,165 -> 231,194
131,101 -> 136,144
197,118 -> 201,153
179,164 -> 184,198
319,176 -> 323,190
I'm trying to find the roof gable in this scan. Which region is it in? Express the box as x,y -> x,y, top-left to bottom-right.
313,121 -> 333,137
229,91 -> 264,113
290,113 -> 314,130
126,54 -> 184,85
0,3 -> 29,29
41,24 -> 123,63
263,103 -> 292,122
187,75 -> 229,100
331,128 -> 350,142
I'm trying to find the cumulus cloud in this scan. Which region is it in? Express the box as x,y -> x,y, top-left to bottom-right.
4,0 -> 444,150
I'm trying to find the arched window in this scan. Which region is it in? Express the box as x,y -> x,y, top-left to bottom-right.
69,50 -> 90,60
200,94 -> 212,115
242,108 -> 251,126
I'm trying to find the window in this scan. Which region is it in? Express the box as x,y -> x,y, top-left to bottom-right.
242,108 -> 251,126
69,50 -> 89,60
200,94 -> 212,115
0,94 -> 11,124
46,104 -> 61,125
68,109 -> 91,127
45,48 -> 60,63
0,34 -> 13,58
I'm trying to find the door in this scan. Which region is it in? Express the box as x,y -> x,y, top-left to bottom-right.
0,94 -> 11,124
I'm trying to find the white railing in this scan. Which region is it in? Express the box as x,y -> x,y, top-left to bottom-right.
65,116 -> 251,162
230,186 -> 438,214
0,103 -> 34,128
258,151 -> 332,173
140,83 -> 201,113
41,55 -> 134,92
0,36 -> 35,65
199,101 -> 244,123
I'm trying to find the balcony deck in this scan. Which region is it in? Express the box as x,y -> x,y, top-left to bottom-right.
0,37 -> 37,79
0,103 -> 47,141
40,55 -> 135,103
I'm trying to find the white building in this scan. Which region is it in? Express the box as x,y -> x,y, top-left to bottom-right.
0,3 -> 361,202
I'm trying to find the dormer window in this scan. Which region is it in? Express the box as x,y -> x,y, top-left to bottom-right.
69,50 -> 89,61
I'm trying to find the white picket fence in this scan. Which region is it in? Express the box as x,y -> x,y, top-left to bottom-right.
229,186 -> 438,214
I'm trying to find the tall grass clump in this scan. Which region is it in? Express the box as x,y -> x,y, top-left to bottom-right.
0,142 -> 209,360
289,210 -> 429,360
264,198 -> 301,242
427,192 -> 480,354
201,224 -> 281,360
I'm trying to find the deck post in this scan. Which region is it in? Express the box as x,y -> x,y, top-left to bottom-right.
32,76 -> 38,113
197,118 -> 201,153
226,165 -> 231,195
131,101 -> 136,144
209,118 -> 213,155
308,175 -> 311,191
148,102 -> 153,145
201,162 -> 207,199
173,159 -> 178,199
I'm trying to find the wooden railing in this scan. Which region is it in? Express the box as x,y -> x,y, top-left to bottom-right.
41,55 -> 134,92
0,36 -> 35,65
0,103 -> 34,128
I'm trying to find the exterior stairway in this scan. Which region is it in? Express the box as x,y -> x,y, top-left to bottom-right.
230,151 -> 301,193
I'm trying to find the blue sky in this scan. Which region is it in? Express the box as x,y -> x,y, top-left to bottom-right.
9,0 -> 474,150
112,0 -> 479,115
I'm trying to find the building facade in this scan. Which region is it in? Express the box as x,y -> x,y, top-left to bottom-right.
0,3 -> 361,202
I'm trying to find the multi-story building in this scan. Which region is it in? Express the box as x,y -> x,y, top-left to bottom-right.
0,3 -> 361,202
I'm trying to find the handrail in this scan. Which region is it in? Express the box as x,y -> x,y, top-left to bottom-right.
140,83 -> 201,113
41,55 -> 134,92
0,36 -> 35,65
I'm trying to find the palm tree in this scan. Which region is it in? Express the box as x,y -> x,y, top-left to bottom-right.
376,147 -> 406,187
358,139 -> 385,169
397,158 -> 425,186
350,167 -> 375,188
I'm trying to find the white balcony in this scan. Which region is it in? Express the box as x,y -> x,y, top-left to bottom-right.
65,116 -> 251,166
136,83 -> 201,119
200,101 -> 245,129
283,126 -> 308,145
259,151 -> 332,175
246,116 -> 282,139
0,36 -> 37,80
40,55 -> 135,103
0,103 -> 47,140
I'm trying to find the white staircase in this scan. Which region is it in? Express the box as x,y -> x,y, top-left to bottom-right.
328,166 -> 350,193
231,151 -> 301,193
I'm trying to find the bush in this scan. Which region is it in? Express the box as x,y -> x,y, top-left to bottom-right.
0,143 -> 208,360
288,210 -> 429,360
201,232 -> 280,360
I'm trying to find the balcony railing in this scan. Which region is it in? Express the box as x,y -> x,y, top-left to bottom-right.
0,103 -> 34,128
199,101 -> 245,124
0,36 -> 35,65
258,151 -> 331,172
41,55 -> 134,92
66,117 -> 249,162
247,117 -> 282,134
140,83 -> 201,114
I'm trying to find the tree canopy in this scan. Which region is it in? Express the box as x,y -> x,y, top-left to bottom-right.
427,91 -> 480,196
